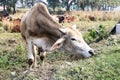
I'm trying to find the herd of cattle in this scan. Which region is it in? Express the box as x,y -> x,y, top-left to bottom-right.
0,13 -> 77,33
1,16 -> 21,32
0,11 -> 98,33
57,15 -> 76,23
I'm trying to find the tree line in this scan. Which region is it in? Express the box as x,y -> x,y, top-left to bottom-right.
0,0 -> 120,14
48,0 -> 120,11
0,0 -> 17,14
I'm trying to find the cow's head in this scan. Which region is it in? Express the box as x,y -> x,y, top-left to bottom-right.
50,25 -> 94,58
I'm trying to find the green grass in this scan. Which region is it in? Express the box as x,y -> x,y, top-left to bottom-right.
53,44 -> 120,80
0,33 -> 27,79
0,21 -> 120,80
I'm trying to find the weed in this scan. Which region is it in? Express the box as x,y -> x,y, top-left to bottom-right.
84,25 -> 109,43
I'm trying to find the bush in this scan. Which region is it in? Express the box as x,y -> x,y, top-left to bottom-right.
84,25 -> 109,43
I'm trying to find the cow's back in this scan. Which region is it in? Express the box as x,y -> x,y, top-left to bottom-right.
20,3 -> 42,40
20,2 -> 63,42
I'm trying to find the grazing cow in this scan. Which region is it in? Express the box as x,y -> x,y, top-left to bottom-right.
20,3 -> 94,70
57,15 -> 76,23
11,18 -> 21,32
57,15 -> 65,23
2,17 -> 21,33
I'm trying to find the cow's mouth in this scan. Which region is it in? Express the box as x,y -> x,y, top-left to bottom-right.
88,50 -> 94,56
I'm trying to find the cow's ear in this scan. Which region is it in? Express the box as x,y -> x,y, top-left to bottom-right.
50,37 -> 65,51
59,28 -> 67,34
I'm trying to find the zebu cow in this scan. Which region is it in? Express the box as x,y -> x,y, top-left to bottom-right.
20,3 -> 94,70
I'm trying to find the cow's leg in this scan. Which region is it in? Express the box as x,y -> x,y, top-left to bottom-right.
27,39 -> 34,70
33,45 -> 38,69
40,51 -> 46,66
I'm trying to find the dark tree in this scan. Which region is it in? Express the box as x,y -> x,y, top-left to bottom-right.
0,0 -> 18,14
47,0 -> 60,11
12,0 -> 17,14
62,0 -> 77,11
0,0 -> 7,11
77,0 -> 85,11
31,0 -> 34,6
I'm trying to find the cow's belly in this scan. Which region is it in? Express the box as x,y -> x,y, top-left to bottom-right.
32,38 -> 51,51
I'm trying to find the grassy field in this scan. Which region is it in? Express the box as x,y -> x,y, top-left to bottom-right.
0,20 -> 120,80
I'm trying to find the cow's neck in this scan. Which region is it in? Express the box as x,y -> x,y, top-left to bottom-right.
31,33 -> 61,51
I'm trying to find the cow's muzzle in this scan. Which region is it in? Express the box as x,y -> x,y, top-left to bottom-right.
88,50 -> 94,56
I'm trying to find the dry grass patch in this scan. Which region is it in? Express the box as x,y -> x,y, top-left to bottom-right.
66,11 -> 120,21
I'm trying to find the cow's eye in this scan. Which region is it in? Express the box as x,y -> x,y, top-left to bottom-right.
71,38 -> 77,41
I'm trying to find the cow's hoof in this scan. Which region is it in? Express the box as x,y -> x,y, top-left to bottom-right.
40,56 -> 44,61
28,59 -> 34,70
28,59 -> 34,66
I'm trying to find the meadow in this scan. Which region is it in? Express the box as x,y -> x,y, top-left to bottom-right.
0,11 -> 120,80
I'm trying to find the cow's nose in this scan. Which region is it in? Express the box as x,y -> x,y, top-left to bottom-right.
89,50 -> 94,56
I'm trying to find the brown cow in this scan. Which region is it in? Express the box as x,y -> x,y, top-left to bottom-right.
20,3 -> 94,70
11,18 -> 21,32
2,17 -> 21,33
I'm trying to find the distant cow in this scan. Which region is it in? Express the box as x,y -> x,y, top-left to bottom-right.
11,18 -> 21,32
58,15 -> 76,23
20,3 -> 94,70
58,15 -> 65,23
2,17 -> 21,33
